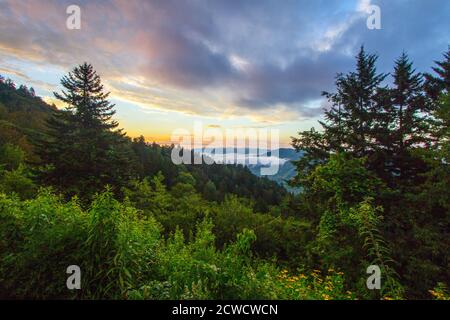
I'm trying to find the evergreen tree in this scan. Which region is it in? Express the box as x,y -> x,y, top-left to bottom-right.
203,180 -> 218,201
424,47 -> 450,102
34,63 -> 135,199
321,46 -> 387,156
386,53 -> 429,185
424,48 -> 450,149
292,47 -> 387,183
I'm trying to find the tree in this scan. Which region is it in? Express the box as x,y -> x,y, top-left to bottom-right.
424,47 -> 450,102
384,53 -> 430,186
292,49 -> 436,187
301,153 -> 403,298
424,48 -> 450,148
0,143 -> 25,171
292,47 -> 387,183
34,63 -> 135,200
17,85 -> 30,97
291,47 -> 450,298
0,144 -> 36,199
203,180 -> 218,201
321,46 -> 387,156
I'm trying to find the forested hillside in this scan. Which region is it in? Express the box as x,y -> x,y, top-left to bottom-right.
0,77 -> 55,158
0,47 -> 449,300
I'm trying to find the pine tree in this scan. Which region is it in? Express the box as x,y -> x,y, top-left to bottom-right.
321,46 -> 387,156
424,48 -> 450,148
424,47 -> 450,102
386,53 -> 429,185
292,47 -> 387,183
34,63 -> 135,200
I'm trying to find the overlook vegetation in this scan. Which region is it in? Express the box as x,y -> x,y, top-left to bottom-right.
0,47 -> 449,300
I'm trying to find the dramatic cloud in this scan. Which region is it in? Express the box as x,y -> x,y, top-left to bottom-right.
0,0 -> 448,123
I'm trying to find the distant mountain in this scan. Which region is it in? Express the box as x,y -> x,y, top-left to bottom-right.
276,148 -> 303,160
247,148 -> 302,193
193,147 -> 302,192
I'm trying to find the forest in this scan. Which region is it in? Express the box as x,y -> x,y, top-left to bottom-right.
0,46 -> 448,300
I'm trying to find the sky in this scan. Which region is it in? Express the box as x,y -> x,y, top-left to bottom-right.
0,0 -> 448,147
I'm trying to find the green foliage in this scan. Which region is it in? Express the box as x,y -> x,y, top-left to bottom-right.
0,190 -> 159,299
0,144 -> 36,199
291,47 -> 450,299
0,165 -> 37,199
185,160 -> 287,212
129,137 -> 287,210
0,77 -> 54,161
152,221 -> 270,300
305,154 -> 402,297
0,190 -> 86,299
213,195 -> 313,266
202,180 -> 218,201
1,48 -> 449,300
124,173 -> 313,267
33,64 -> 137,200
304,153 -> 385,206
345,199 -> 403,299
0,190 -> 330,300
0,143 -> 25,171
82,190 -> 161,299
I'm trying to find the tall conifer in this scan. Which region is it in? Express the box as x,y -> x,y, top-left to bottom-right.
34,63 -> 135,199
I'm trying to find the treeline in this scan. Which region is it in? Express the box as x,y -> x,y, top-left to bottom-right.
131,139 -> 287,212
0,47 -> 449,299
291,47 -> 449,298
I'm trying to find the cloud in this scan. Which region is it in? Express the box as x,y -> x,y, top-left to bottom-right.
234,50 -> 354,110
0,0 -> 448,123
0,65 -> 55,91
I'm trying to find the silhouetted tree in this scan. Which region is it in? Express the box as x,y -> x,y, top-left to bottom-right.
424,47 -> 450,102
292,47 -> 388,183
34,63 -> 135,200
